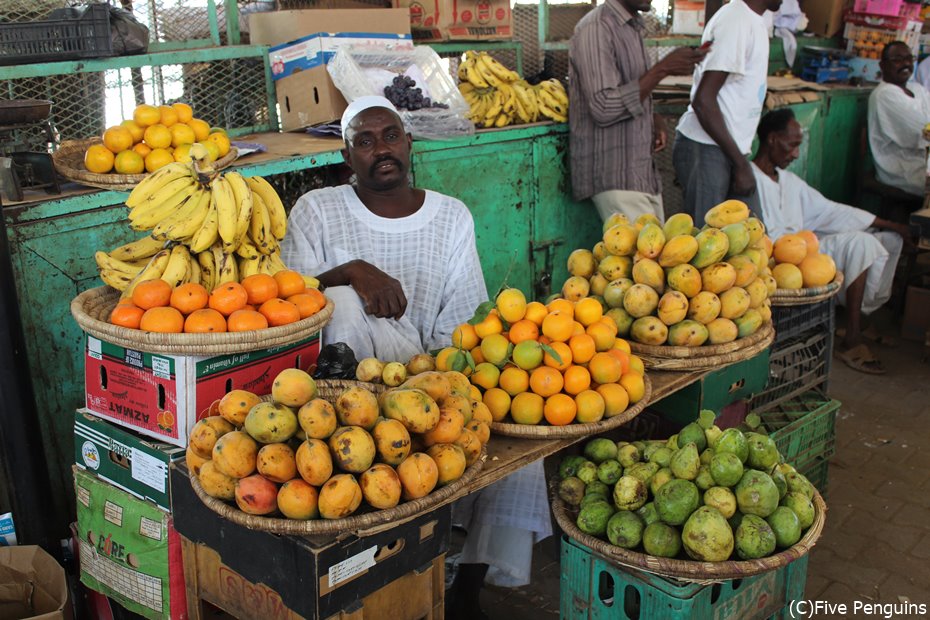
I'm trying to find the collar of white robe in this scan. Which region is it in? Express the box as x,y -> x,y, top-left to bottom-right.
340,96 -> 401,137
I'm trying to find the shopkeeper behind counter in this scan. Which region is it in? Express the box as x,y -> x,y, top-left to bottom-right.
281,97 -> 553,619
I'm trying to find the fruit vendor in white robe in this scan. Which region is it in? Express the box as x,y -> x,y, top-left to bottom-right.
282,97 -> 551,618
751,108 -> 912,374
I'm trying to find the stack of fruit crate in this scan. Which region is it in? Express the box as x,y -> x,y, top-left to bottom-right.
845,0 -> 925,81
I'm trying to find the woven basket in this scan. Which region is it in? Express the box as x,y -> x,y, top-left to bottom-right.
316,379 -> 387,402
490,375 -> 652,438
190,449 -> 486,536
71,286 -> 332,355
770,272 -> 844,307
551,490 -> 826,583
629,322 -> 775,371
53,138 -> 238,191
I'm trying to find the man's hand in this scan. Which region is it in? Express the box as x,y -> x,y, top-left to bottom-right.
654,114 -> 668,152
730,160 -> 757,197
346,260 -> 408,319
657,46 -> 709,78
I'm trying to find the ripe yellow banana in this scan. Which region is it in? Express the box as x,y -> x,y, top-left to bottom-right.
225,171 -> 253,250
121,249 -> 171,299
124,162 -> 193,209
99,268 -> 135,292
235,234 -> 261,260
238,255 -> 262,279
189,199 -> 219,254
160,244 -> 191,288
212,175 -> 239,253
109,235 -> 165,262
197,250 -> 217,292
249,192 -> 273,255
536,87 -> 568,117
95,251 -> 146,277
465,61 -> 490,89
214,245 -> 239,285
188,254 -> 201,286
494,112 -> 511,128
247,176 -> 287,240
542,79 -> 569,106
266,251 -> 289,274
512,81 -> 538,122
483,90 -> 503,125
481,52 -> 520,83
128,177 -> 199,231
476,58 -> 504,88
151,186 -> 207,241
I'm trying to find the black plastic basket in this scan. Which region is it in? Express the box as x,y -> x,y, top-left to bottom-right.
751,328 -> 833,411
772,295 -> 836,345
0,4 -> 113,66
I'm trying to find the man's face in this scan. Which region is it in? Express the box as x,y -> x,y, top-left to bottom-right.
619,0 -> 653,14
768,119 -> 803,169
880,43 -> 914,87
342,108 -> 412,191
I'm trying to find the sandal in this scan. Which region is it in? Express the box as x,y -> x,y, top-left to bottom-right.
835,343 -> 886,375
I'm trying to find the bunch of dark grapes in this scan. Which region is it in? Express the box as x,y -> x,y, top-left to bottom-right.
383,75 -> 450,111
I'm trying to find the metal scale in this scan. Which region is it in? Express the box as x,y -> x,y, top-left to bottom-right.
0,99 -> 61,204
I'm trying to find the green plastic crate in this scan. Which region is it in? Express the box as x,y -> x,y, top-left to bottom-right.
758,393 -> 839,468
560,536 -> 808,620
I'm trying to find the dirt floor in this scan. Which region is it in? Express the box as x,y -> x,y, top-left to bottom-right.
459,306 -> 930,619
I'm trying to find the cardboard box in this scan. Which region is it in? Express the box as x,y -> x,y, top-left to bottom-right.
651,348 -> 772,425
75,410 -> 185,512
394,0 -> 512,42
902,285 -> 930,342
800,0 -> 847,37
0,546 -> 71,620
249,9 -> 412,130
83,333 -> 320,447
170,464 -> 450,619
73,467 -> 186,620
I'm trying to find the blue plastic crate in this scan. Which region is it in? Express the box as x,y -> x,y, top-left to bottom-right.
560,536 -> 809,620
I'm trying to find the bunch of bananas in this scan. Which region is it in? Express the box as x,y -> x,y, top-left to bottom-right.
95,145 -> 294,296
457,51 -> 569,127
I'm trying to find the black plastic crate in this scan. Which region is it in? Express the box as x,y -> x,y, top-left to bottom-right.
0,4 -> 113,66
771,295 -> 835,344
751,328 -> 833,411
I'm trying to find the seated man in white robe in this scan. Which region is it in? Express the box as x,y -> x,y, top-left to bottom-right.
281,97 -> 551,618
752,108 -> 912,374
868,41 -> 930,203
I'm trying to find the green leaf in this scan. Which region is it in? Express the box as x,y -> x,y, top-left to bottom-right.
467,301 -> 496,326
539,343 -> 562,365
450,350 -> 468,373
465,350 -> 477,372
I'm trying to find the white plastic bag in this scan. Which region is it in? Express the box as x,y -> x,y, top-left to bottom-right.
328,45 -> 474,140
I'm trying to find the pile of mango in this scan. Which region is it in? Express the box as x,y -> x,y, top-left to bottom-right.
770,231 -> 838,290
187,365 -> 489,520
559,201 -> 776,347
556,410 -> 819,561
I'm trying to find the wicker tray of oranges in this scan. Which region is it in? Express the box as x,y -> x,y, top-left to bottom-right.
71,284 -> 333,356
53,138 -> 238,191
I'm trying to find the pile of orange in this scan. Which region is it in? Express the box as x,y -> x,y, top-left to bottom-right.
435,289 -> 647,427
770,230 -> 837,290
84,102 -> 232,175
109,270 -> 326,334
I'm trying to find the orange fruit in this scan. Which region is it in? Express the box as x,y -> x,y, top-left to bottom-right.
508,319 -> 540,344
573,297 -> 603,327
547,298 -> 574,317
287,292 -> 324,319
84,144 -> 115,173
208,282 -> 249,316
612,338 -> 632,354
207,132 -> 231,157
452,323 -> 479,350
109,302 -> 144,329
133,104 -> 161,127
628,355 -> 645,375
227,309 -> 269,332
495,288 -> 527,323
143,124 -> 171,149
132,279 -> 172,310
543,393 -> 576,426
470,345 -> 485,365
510,392 -> 544,425
587,321 -> 617,352
173,143 -> 193,163
588,352 -> 623,384
114,150 -> 145,175
139,306 -> 184,333
187,118 -> 211,141
259,298 -> 301,326
606,348 -> 631,375
529,366 -> 564,398
474,311 -> 503,339
543,341 -> 572,371
170,123 -> 196,148
184,308 -> 227,333
170,283 -> 209,314
120,120 -> 144,143
798,253 -> 836,288
144,148 -> 174,172
103,126 -> 134,153
575,390 -> 606,423
241,274 -> 279,306
541,311 -> 573,343
619,372 -> 646,404
483,387 -> 512,422
132,142 -> 152,158
524,301 -> 548,326
796,230 -> 820,255
596,383 -> 630,417
273,270 -> 307,298
158,105 -> 179,127
572,321 -> 586,336
498,366 -> 529,397
562,365 -> 591,396
772,234 -> 808,265
568,334 -> 596,365
171,102 -> 194,123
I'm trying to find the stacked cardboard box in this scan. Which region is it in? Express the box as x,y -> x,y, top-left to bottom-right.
844,0 -> 925,81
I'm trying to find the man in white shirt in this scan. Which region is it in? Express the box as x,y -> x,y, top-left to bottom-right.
752,109 -> 911,374
672,0 -> 783,224
282,97 -> 551,620
868,41 -> 930,200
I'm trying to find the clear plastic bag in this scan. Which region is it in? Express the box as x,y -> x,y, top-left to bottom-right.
328,45 -> 474,141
